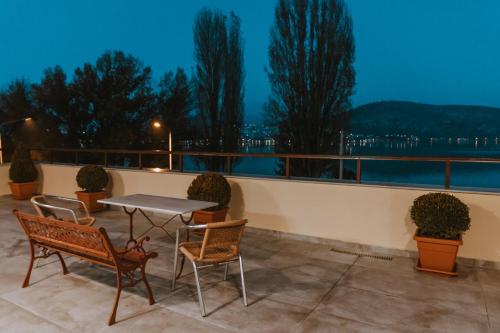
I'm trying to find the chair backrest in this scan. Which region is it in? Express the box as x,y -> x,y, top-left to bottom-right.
199,220 -> 247,260
31,195 -> 92,225
14,210 -> 115,264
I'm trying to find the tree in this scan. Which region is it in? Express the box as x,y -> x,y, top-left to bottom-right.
32,66 -> 82,147
0,79 -> 37,152
266,0 -> 355,178
156,68 -> 193,147
193,8 -> 245,171
72,51 -> 155,149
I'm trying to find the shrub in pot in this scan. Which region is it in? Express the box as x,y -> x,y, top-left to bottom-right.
76,165 -> 109,212
187,173 -> 231,225
410,192 -> 471,276
8,143 -> 38,200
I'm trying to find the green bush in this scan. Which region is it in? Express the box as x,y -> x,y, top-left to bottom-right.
187,173 -> 231,211
410,192 -> 471,240
76,165 -> 109,192
9,143 -> 38,183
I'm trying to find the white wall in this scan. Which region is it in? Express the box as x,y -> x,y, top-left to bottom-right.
24,164 -> 500,262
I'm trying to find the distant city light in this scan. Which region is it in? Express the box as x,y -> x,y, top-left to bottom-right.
153,121 -> 161,128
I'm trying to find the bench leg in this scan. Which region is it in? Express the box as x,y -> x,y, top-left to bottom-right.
109,271 -> 122,326
22,242 -> 35,288
55,252 -> 69,275
141,264 -> 155,305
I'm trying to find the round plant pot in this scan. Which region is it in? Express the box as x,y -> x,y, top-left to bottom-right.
414,230 -> 462,276
9,182 -> 38,200
75,191 -> 107,213
193,207 -> 229,224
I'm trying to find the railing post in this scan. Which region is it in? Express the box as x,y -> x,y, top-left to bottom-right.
104,152 -> 108,167
75,151 -> 79,165
356,159 -> 362,184
226,156 -> 232,175
49,150 -> 54,164
285,157 -> 290,179
445,160 -> 451,189
138,153 -> 143,170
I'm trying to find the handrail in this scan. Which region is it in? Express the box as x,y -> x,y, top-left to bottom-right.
29,147 -> 500,190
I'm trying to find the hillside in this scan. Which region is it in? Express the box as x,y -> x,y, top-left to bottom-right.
349,101 -> 500,137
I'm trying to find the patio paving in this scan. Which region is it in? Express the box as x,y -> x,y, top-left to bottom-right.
0,195 -> 498,332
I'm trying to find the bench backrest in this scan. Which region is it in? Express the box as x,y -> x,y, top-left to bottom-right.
14,210 -> 116,265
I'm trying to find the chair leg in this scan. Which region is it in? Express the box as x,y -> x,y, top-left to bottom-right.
141,264 -> 155,305
55,252 -> 69,275
108,271 -> 122,326
239,255 -> 248,306
223,263 -> 229,281
192,262 -> 206,317
22,242 -> 35,288
172,244 -> 179,290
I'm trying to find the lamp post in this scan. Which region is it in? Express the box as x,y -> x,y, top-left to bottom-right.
0,117 -> 32,165
153,121 -> 173,170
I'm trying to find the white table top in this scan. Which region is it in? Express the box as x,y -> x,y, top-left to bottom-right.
98,194 -> 218,215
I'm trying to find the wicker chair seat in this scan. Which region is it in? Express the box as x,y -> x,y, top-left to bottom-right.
179,241 -> 238,263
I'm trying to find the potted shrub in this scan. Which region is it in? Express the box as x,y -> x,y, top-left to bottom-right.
75,165 -> 109,212
411,192 -> 471,276
8,143 -> 38,200
187,173 -> 231,224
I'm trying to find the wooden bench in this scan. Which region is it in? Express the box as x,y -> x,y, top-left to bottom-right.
14,210 -> 158,326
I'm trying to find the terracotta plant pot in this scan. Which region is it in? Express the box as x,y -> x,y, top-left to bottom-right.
193,207 -> 229,224
414,230 -> 462,276
75,191 -> 107,213
9,182 -> 38,200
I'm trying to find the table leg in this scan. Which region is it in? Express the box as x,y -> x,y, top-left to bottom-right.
123,207 -> 138,247
175,212 -> 195,279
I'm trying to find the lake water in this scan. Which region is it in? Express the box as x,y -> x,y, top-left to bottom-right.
183,139 -> 500,191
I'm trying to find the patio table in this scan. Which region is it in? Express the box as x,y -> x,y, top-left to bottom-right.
98,194 -> 217,246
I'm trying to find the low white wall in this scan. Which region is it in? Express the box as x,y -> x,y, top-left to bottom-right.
34,164 -> 500,262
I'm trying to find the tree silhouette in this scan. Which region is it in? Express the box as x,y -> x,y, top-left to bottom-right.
0,79 -> 37,154
32,66 -> 82,147
266,0 -> 355,178
72,51 -> 155,149
193,8 -> 244,171
156,67 -> 193,147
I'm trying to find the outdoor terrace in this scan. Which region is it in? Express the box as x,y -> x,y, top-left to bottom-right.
1,195 -> 500,333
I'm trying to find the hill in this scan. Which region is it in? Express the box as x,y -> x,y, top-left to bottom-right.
349,101 -> 500,137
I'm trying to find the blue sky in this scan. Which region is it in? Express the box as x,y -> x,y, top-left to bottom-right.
1,0 -> 500,122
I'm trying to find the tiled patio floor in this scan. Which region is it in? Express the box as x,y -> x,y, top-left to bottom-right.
1,195 -> 499,332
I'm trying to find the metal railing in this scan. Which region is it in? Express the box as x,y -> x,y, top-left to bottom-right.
28,147 -> 500,190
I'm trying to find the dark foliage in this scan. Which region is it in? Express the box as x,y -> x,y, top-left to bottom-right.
156,68 -> 193,146
266,0 -> 355,178
9,143 -> 38,183
192,8 -> 244,171
187,173 -> 231,211
410,192 -> 471,240
76,165 -> 109,192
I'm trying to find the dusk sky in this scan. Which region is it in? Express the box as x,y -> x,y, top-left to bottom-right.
1,0 -> 500,122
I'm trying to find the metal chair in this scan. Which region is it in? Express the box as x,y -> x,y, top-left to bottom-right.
171,219 -> 248,316
31,195 -> 96,226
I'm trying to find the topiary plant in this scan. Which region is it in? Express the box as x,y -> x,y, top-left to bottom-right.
9,143 -> 38,183
410,192 -> 470,240
76,165 -> 109,193
187,173 -> 231,211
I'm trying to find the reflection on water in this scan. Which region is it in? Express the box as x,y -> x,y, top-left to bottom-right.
183,139 -> 500,191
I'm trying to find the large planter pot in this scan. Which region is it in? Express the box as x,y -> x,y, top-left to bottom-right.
193,207 -> 229,224
75,191 -> 107,213
9,182 -> 38,200
414,230 -> 462,276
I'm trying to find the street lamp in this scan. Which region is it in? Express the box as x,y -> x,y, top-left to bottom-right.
0,117 -> 32,165
152,120 -> 172,170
